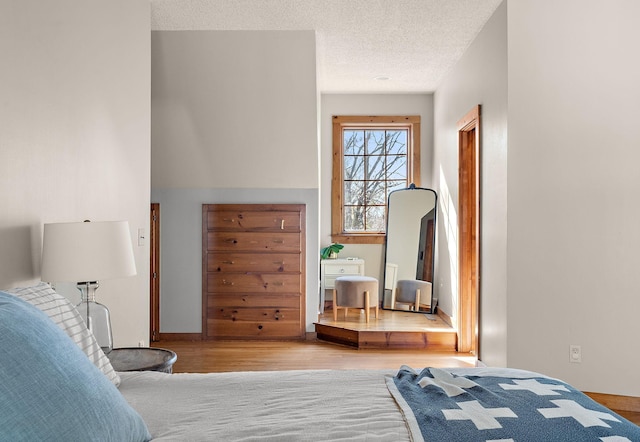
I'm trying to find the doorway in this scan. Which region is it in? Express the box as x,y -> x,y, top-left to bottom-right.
457,105 -> 480,355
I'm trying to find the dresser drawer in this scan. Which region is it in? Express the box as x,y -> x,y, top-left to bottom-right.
206,319 -> 304,339
207,293 -> 301,309
206,209 -> 301,232
205,252 -> 301,273
206,273 -> 302,293
209,306 -> 299,322
322,263 -> 363,276
206,232 -> 301,253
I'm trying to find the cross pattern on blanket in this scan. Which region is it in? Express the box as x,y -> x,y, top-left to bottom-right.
441,398 -> 621,431
442,400 -> 517,430
600,437 -> 633,441
499,379 -> 569,396
387,366 -> 640,442
539,399 -> 621,428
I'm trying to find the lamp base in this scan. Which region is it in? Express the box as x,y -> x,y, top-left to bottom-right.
76,281 -> 113,354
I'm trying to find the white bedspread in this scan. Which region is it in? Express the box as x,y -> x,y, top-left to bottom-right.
118,369 -> 410,441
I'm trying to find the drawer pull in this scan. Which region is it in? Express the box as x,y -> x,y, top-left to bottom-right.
272,239 -> 284,244
272,282 -> 285,287
225,238 -> 238,244
340,269 -> 345,273
280,219 -> 285,230
273,261 -> 285,265
222,218 -> 235,223
222,260 -> 235,264
222,280 -> 234,286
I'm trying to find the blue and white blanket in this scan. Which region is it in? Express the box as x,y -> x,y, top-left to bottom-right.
386,366 -> 640,442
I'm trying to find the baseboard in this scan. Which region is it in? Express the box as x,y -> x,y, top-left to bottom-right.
437,308 -> 453,328
584,391 -> 640,413
158,333 -> 202,341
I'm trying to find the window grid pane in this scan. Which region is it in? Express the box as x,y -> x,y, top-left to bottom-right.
342,128 -> 409,233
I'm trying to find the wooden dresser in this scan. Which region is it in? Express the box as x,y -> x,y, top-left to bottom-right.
202,204 -> 306,340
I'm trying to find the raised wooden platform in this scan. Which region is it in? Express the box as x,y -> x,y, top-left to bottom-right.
314,308 -> 457,350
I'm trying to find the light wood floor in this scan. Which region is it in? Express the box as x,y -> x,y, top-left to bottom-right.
153,338 -> 475,373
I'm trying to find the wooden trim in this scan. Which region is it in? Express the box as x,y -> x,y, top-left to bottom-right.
299,205 -> 307,337
333,115 -> 421,125
457,106 -> 480,131
331,119 -> 343,240
331,115 -> 421,244
437,306 -> 453,328
158,333 -> 202,341
584,392 -> 640,413
202,206 -> 209,340
150,203 -> 160,342
411,121 -> 421,187
331,233 -> 385,245
457,105 -> 481,355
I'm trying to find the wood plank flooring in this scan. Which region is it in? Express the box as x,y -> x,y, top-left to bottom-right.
153,338 -> 475,373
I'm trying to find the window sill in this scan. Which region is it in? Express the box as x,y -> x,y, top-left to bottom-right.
331,233 -> 385,245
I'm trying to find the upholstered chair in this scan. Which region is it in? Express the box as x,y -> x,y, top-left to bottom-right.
394,279 -> 432,311
332,276 -> 379,323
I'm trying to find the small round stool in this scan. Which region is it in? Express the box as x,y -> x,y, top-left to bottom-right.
333,276 -> 379,323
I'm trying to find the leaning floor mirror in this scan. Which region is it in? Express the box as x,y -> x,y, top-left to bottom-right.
382,185 -> 437,313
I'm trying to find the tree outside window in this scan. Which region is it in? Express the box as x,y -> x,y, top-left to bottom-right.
332,116 -> 421,244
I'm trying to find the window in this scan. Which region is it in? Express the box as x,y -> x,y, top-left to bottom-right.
331,115 -> 421,244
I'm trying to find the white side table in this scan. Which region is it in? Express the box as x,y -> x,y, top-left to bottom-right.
319,258 -> 365,313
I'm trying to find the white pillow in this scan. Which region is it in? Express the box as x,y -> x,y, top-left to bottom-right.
6,282 -> 121,387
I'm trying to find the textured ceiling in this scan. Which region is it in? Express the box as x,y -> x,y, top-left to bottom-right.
150,0 -> 503,93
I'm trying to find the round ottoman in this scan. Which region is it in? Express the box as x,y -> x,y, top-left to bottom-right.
333,276 -> 379,322
394,279 -> 432,311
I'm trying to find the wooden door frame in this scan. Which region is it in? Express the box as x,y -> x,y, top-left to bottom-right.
457,105 -> 480,355
150,203 -> 160,342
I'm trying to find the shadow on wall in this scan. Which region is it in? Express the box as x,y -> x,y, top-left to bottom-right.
0,224 -> 39,288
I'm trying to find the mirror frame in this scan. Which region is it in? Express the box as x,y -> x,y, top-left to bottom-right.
382,184 -> 437,313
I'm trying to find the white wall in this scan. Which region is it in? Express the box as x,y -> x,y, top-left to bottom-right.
320,94 -> 434,283
151,31 -> 319,333
433,2 -> 508,367
0,0 -> 151,347
152,31 -> 318,190
507,0 -> 640,396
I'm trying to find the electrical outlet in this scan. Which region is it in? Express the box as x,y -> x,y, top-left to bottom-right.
138,340 -> 145,348
569,345 -> 582,363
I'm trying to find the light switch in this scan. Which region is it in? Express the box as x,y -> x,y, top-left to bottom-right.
137,228 -> 145,246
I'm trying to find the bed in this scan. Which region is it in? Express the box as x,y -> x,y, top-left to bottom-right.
2,283 -> 640,441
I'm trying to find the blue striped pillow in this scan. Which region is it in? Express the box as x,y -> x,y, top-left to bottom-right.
7,282 -> 120,386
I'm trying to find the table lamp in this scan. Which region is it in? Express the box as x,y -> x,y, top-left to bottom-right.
41,220 -> 137,353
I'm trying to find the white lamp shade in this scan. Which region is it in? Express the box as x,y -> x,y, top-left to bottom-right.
41,221 -> 137,283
